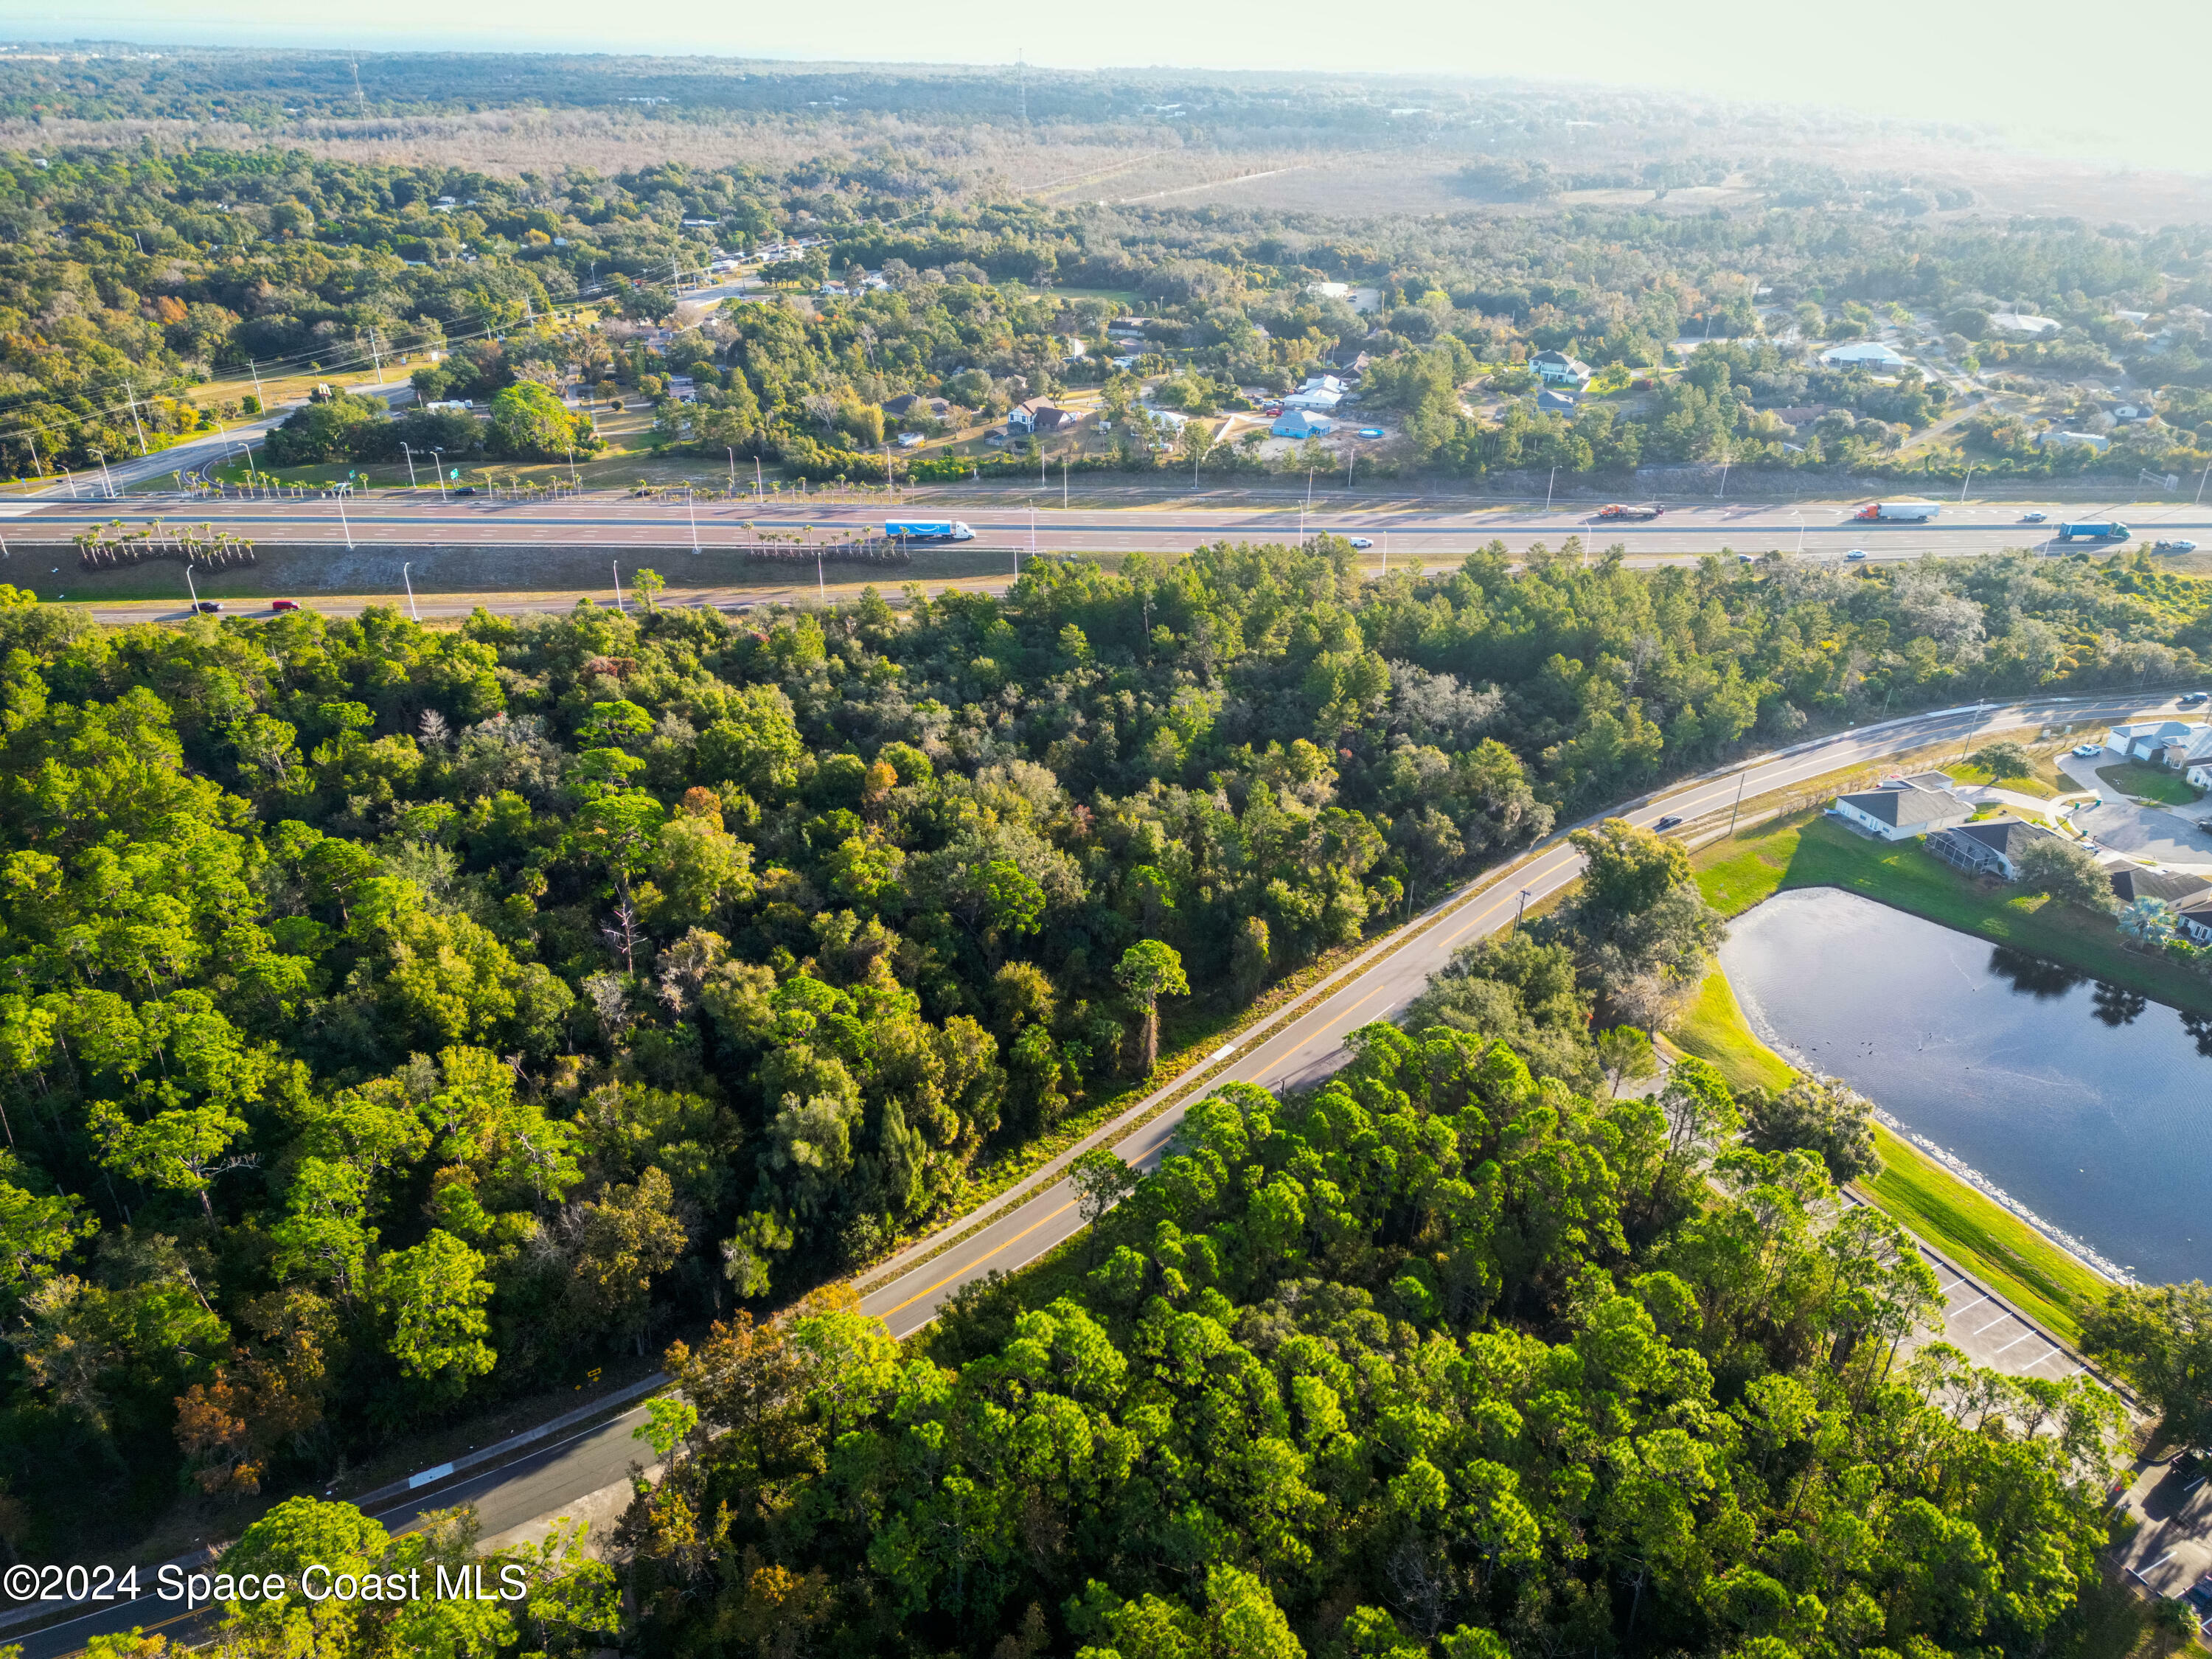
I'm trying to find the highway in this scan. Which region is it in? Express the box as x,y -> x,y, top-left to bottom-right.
4,687 -> 2175,1657
8,493 -> 2205,567
854,690 -> 2174,1338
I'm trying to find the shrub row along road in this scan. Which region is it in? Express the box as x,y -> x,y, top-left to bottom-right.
13,689 -> 2171,1659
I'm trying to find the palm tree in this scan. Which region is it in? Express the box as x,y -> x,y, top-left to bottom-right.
2121,897 -> 2177,946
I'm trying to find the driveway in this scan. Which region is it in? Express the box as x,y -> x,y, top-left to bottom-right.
2058,752 -> 2212,869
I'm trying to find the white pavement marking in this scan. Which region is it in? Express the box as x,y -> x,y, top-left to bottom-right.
1992,1331 -> 2039,1355
1947,1293 -> 1990,1318
1973,1313 -> 2014,1336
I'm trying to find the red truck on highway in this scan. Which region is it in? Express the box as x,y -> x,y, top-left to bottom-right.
1596,504 -> 1665,521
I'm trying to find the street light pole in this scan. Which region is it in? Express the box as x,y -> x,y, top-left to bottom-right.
400,561 -> 419,622
2197,459 -> 2212,506
91,447 -> 116,499
184,563 -> 198,612
1728,768 -> 1748,837
400,443 -> 419,489
611,562 -> 624,613
688,486 -> 700,556
1960,463 -> 1973,504
1546,465 -> 1557,511
431,449 -> 447,501
335,486 -> 354,551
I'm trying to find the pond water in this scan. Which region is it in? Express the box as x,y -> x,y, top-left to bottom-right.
1719,886 -> 2212,1286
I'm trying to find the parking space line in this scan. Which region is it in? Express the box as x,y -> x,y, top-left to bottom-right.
1992,1331 -> 2038,1355
1973,1313 -> 2013,1335
1947,1294 -> 1990,1318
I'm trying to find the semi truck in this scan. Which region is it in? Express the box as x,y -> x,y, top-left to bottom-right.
885,521 -> 975,541
1853,499 -> 1941,522
1596,503 -> 1665,521
2055,521 -> 2131,541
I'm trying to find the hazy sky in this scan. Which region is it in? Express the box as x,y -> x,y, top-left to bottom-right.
18,0 -> 2212,172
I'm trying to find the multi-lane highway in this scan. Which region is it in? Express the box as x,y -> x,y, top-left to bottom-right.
3,688 -> 2174,1658
8,492 -> 2205,566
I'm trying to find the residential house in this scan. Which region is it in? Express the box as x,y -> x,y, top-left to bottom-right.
1007,400 -> 1078,435
1832,786 -> 1975,841
2183,729 -> 2212,790
1301,374 -> 1345,394
1537,389 -> 1579,413
1280,386 -> 1344,413
2037,430 -> 2110,453
2110,866 -> 2212,907
1818,341 -> 1908,369
883,393 -> 953,421
1531,349 -> 1592,387
1989,313 -> 2061,335
2104,720 -> 2206,763
1271,409 -> 1335,439
2177,894 -> 2212,945
1926,817 -> 2062,881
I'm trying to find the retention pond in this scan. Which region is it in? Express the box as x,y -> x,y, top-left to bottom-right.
1719,886 -> 2212,1285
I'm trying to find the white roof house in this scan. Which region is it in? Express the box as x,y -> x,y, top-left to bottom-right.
1990,313 -> 2061,335
2106,720 -> 2207,762
1281,387 -> 1344,412
2037,430 -> 2111,453
1819,341 -> 1908,368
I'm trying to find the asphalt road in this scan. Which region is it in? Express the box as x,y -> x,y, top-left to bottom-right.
854,690 -> 2172,1339
7,689 -> 2171,1656
11,1401 -> 655,1659
10,495 -> 2206,568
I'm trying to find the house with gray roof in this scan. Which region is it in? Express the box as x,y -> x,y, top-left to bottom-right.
1927,817 -> 2062,881
1832,786 -> 1975,841
2110,866 -> 2212,907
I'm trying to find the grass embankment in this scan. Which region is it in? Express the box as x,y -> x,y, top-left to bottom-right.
1858,1124 -> 2105,1344
1667,950 -> 2111,1343
1693,810 -> 2212,1017
1669,970 -> 1794,1093
2096,759 -> 2202,807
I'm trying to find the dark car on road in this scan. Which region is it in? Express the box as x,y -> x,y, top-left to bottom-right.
194,600 -> 222,613
1654,815 -> 1684,830
2181,692 -> 2208,707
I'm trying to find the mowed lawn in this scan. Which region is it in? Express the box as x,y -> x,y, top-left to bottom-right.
2096,759 -> 2202,807
1692,810 -> 2212,1017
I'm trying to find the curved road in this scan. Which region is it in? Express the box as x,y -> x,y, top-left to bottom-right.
854,689 -> 2172,1337
9,689 -> 2177,1657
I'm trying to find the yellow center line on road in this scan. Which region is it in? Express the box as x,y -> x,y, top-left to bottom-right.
877,1198 -> 1079,1321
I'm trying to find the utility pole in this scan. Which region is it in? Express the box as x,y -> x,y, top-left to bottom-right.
1307,465 -> 1315,509
2197,459 -> 2211,506
756,456 -> 764,498
350,49 -> 366,110
1062,456 -> 1069,509
249,360 -> 266,413
1546,465 -> 1557,511
123,386 -> 148,456
1512,887 -> 1531,933
400,561 -> 419,621
1728,768 -> 1749,836
366,327 -> 384,385
1959,463 -> 1972,504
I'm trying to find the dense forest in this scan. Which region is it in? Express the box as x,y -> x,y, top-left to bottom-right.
4,136 -> 2211,487
0,535 -> 2203,1557
187,1037 -> 2140,1659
